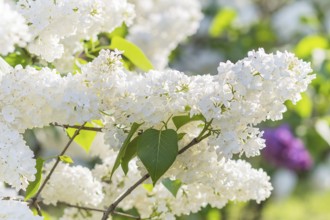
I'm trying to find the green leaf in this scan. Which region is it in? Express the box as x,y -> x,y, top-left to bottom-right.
107,23 -> 128,38
177,133 -> 186,140
142,183 -> 153,193
172,114 -> 205,130
110,123 -> 142,179
137,129 -> 178,185
209,8 -> 236,37
110,36 -> 153,71
25,158 -> 44,201
3,48 -> 32,67
66,122 -> 98,152
121,136 -> 139,174
162,178 -> 182,197
59,155 -> 74,164
92,119 -> 104,127
294,35 -> 328,58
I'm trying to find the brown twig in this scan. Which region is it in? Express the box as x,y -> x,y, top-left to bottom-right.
32,199 -> 42,216
63,203 -> 106,212
62,203 -> 141,219
0,197 -> 24,201
112,210 -> 141,220
51,122 -> 103,132
102,174 -> 149,220
31,122 -> 87,216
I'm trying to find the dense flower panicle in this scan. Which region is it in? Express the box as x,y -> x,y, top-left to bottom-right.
216,49 -> 314,123
81,49 -> 128,111
41,161 -> 104,206
0,122 -> 36,190
87,49 -> 314,160
0,200 -> 43,220
0,63 -> 99,132
59,155 -> 139,219
262,125 -> 313,171
0,45 -> 314,218
17,0 -> 135,64
67,136 -> 272,220
209,49 -> 314,158
128,0 -> 203,69
61,150 -> 271,219
0,57 -> 99,190
136,146 -> 273,219
67,124 -> 271,219
0,0 -> 30,55
111,69 -> 195,125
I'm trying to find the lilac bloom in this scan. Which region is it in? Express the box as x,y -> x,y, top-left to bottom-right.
262,124 -> 313,171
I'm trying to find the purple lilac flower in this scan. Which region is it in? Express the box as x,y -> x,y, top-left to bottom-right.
262,124 -> 313,171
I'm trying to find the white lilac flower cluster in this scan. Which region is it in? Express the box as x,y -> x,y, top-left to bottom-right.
210,49 -> 314,158
0,45 -> 313,219
127,0 -> 203,69
0,58 -> 98,191
54,48 -> 312,219
41,161 -> 103,206
88,49 -> 314,159
0,0 -> 30,55
1,0 -> 202,72
16,0 -> 135,70
0,64 -> 99,132
0,200 -> 43,220
128,141 -> 272,219
60,140 -> 272,219
0,122 -> 36,190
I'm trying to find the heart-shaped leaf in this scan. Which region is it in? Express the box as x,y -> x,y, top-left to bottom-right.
172,114 -> 205,130
66,122 -> 98,152
110,36 -> 153,71
59,155 -> 74,164
137,129 -> 178,185
162,178 -> 182,197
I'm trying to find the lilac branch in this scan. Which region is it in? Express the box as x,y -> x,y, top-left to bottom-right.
51,122 -> 103,132
62,203 -> 141,219
31,122 -> 87,215
101,174 -> 150,220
